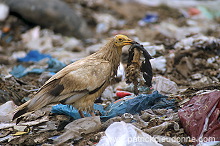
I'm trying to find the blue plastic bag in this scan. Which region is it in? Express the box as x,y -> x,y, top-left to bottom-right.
51,91 -> 176,121
10,50 -> 66,78
17,50 -> 51,62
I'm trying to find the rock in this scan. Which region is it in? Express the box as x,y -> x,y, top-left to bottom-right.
5,0 -> 91,39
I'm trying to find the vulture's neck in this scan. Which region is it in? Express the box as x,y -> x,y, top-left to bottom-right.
93,39 -> 122,74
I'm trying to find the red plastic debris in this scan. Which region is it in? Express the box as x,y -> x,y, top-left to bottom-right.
116,91 -> 132,98
178,91 -> 220,144
188,7 -> 201,16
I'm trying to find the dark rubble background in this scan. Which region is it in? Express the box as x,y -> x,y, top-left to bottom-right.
0,0 -> 220,145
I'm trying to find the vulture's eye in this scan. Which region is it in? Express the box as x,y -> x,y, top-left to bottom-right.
119,38 -> 122,41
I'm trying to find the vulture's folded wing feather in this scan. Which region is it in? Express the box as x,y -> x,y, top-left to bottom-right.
27,59 -> 111,111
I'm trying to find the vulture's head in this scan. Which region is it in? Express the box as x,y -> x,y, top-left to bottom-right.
113,34 -> 134,47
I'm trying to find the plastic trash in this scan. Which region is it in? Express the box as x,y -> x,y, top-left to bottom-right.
20,26 -> 84,56
197,141 -> 220,146
152,76 -> 179,95
178,91 -> 220,144
13,125 -> 27,131
117,63 -> 126,80
0,135 -> 13,143
38,72 -> 55,84
174,34 -> 220,50
10,64 -> 44,78
46,58 -> 66,72
11,126 -> 30,136
21,27 -> 54,52
0,101 -> 17,122
0,116 -> 49,130
52,91 -> 176,121
51,104 -> 105,120
207,56 -> 219,64
138,13 -> 158,26
140,109 -> 179,124
103,91 -> 176,121
97,121 -> 162,146
10,54 -> 66,78
0,3 -> 9,21
53,116 -> 101,144
150,56 -> 166,73
17,50 -> 51,62
116,91 -> 133,98
62,37 -> 82,51
191,73 -> 203,80
188,7 -> 201,16
116,83 -> 152,94
156,22 -> 204,40
144,122 -> 173,135
144,45 -> 165,57
101,86 -> 115,102
11,51 -> 26,60
197,5 -> 220,20
94,13 -> 118,34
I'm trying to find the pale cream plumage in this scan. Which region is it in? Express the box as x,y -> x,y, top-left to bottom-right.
13,34 -> 134,121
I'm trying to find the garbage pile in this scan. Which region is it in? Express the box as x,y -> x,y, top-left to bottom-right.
0,0 -> 220,145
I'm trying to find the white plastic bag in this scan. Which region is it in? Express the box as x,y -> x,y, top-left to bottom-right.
0,101 -> 17,122
152,76 -> 178,94
97,121 -> 162,146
